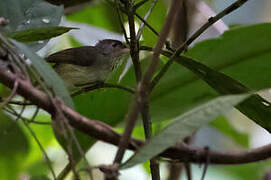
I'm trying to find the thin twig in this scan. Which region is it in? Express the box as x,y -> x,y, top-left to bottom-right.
53,100 -> 93,180
28,106 -> 40,122
3,106 -> 51,125
27,120 -> 51,125
184,163 -> 192,180
0,34 -> 29,79
151,0 -> 249,90
23,121 -> 57,179
14,99 -> 26,122
113,0 -> 179,169
135,13 -> 159,38
136,0 -> 159,40
135,0 -> 149,9
0,78 -> 18,109
71,82 -> 135,96
115,0 -> 129,44
126,2 -> 142,82
2,69 -> 271,165
7,100 -> 34,106
201,147 -> 210,180
5,106 -> 57,179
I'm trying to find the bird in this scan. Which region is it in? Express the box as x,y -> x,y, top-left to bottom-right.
45,39 -> 129,92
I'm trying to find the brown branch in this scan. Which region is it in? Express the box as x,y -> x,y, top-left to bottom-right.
112,0 -> 180,170
126,4 -> 142,82
2,67 -> 271,165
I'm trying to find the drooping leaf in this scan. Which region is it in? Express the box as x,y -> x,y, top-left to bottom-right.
12,40 -> 74,109
174,55 -> 271,132
150,24 -> 271,126
121,94 -> 249,168
8,26 -> 78,42
0,0 -> 63,51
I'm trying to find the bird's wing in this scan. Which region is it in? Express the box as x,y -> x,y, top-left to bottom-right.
45,46 -> 98,66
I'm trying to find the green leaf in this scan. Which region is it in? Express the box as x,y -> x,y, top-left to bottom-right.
12,40 -> 74,109
67,2 -> 122,33
173,56 -> 271,132
137,0 -> 167,46
8,26 -> 78,42
0,0 -> 63,51
121,94 -> 249,169
150,24 -> 271,127
210,116 -> 249,148
185,23 -> 271,91
0,111 -> 29,179
0,111 -> 29,156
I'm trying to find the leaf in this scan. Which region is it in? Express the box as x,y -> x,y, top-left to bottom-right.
210,116 -> 249,148
0,111 -> 29,156
173,55 -> 271,132
150,23 -> 271,125
12,40 -> 74,109
67,2 -> 122,33
137,0 -> 167,46
121,94 -> 249,169
8,26 -> 78,42
0,0 -> 63,51
0,111 -> 29,179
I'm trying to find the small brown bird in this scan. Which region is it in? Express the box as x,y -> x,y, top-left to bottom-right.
45,39 -> 129,91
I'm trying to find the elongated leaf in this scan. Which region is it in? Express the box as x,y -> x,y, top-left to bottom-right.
150,23 -> 271,124
12,40 -> 74,109
121,94 -> 249,168
174,56 -> 271,132
8,26 -> 77,42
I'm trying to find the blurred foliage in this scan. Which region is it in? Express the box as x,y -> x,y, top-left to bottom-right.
0,111 -> 29,180
210,116 -> 249,148
67,1 -> 122,33
1,0 -> 271,179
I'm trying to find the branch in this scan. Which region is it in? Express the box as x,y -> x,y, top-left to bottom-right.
71,82 -> 135,97
1,66 -> 271,165
123,2 -> 142,83
112,0 -> 180,168
135,0 -> 159,40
